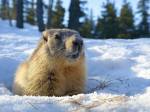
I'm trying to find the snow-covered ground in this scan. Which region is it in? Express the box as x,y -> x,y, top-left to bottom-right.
0,20 -> 150,112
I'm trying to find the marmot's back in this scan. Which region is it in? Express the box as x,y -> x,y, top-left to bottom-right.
13,29 -> 86,96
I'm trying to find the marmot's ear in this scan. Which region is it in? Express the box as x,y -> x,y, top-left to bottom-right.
42,30 -> 48,41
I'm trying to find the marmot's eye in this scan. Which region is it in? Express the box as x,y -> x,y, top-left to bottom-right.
55,33 -> 61,40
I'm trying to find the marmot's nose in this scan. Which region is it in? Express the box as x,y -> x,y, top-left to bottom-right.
73,38 -> 83,48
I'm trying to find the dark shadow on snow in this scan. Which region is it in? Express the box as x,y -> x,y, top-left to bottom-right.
0,57 -> 20,90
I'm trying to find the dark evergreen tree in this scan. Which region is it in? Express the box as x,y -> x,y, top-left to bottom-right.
7,1 -> 12,26
36,0 -> 45,32
118,0 -> 135,38
96,1 -> 119,38
0,0 -> 12,26
0,0 -> 8,20
0,1 -> 2,18
16,0 -> 24,28
51,0 -> 65,28
12,0 -> 16,20
26,0 -> 36,25
79,10 -> 94,38
47,0 -> 54,28
95,17 -> 103,38
137,0 -> 150,37
68,0 -> 86,30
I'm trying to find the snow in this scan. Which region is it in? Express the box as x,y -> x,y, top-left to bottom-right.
0,20 -> 150,112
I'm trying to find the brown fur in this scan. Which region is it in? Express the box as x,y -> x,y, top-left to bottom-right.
13,29 -> 86,96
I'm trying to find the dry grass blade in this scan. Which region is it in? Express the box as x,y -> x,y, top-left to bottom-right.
68,95 -> 128,112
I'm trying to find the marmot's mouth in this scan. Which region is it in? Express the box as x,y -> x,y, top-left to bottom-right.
66,52 -> 80,59
65,37 -> 83,60
70,53 -> 80,59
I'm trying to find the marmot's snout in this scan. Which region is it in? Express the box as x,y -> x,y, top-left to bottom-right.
65,35 -> 84,60
71,38 -> 83,59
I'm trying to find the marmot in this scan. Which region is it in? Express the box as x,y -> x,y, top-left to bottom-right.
13,29 -> 86,96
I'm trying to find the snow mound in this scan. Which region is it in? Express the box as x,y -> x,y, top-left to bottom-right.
0,20 -> 150,111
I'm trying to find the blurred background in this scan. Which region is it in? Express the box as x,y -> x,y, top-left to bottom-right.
0,0 -> 149,39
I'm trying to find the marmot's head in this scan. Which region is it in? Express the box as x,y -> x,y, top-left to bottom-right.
42,29 -> 84,60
